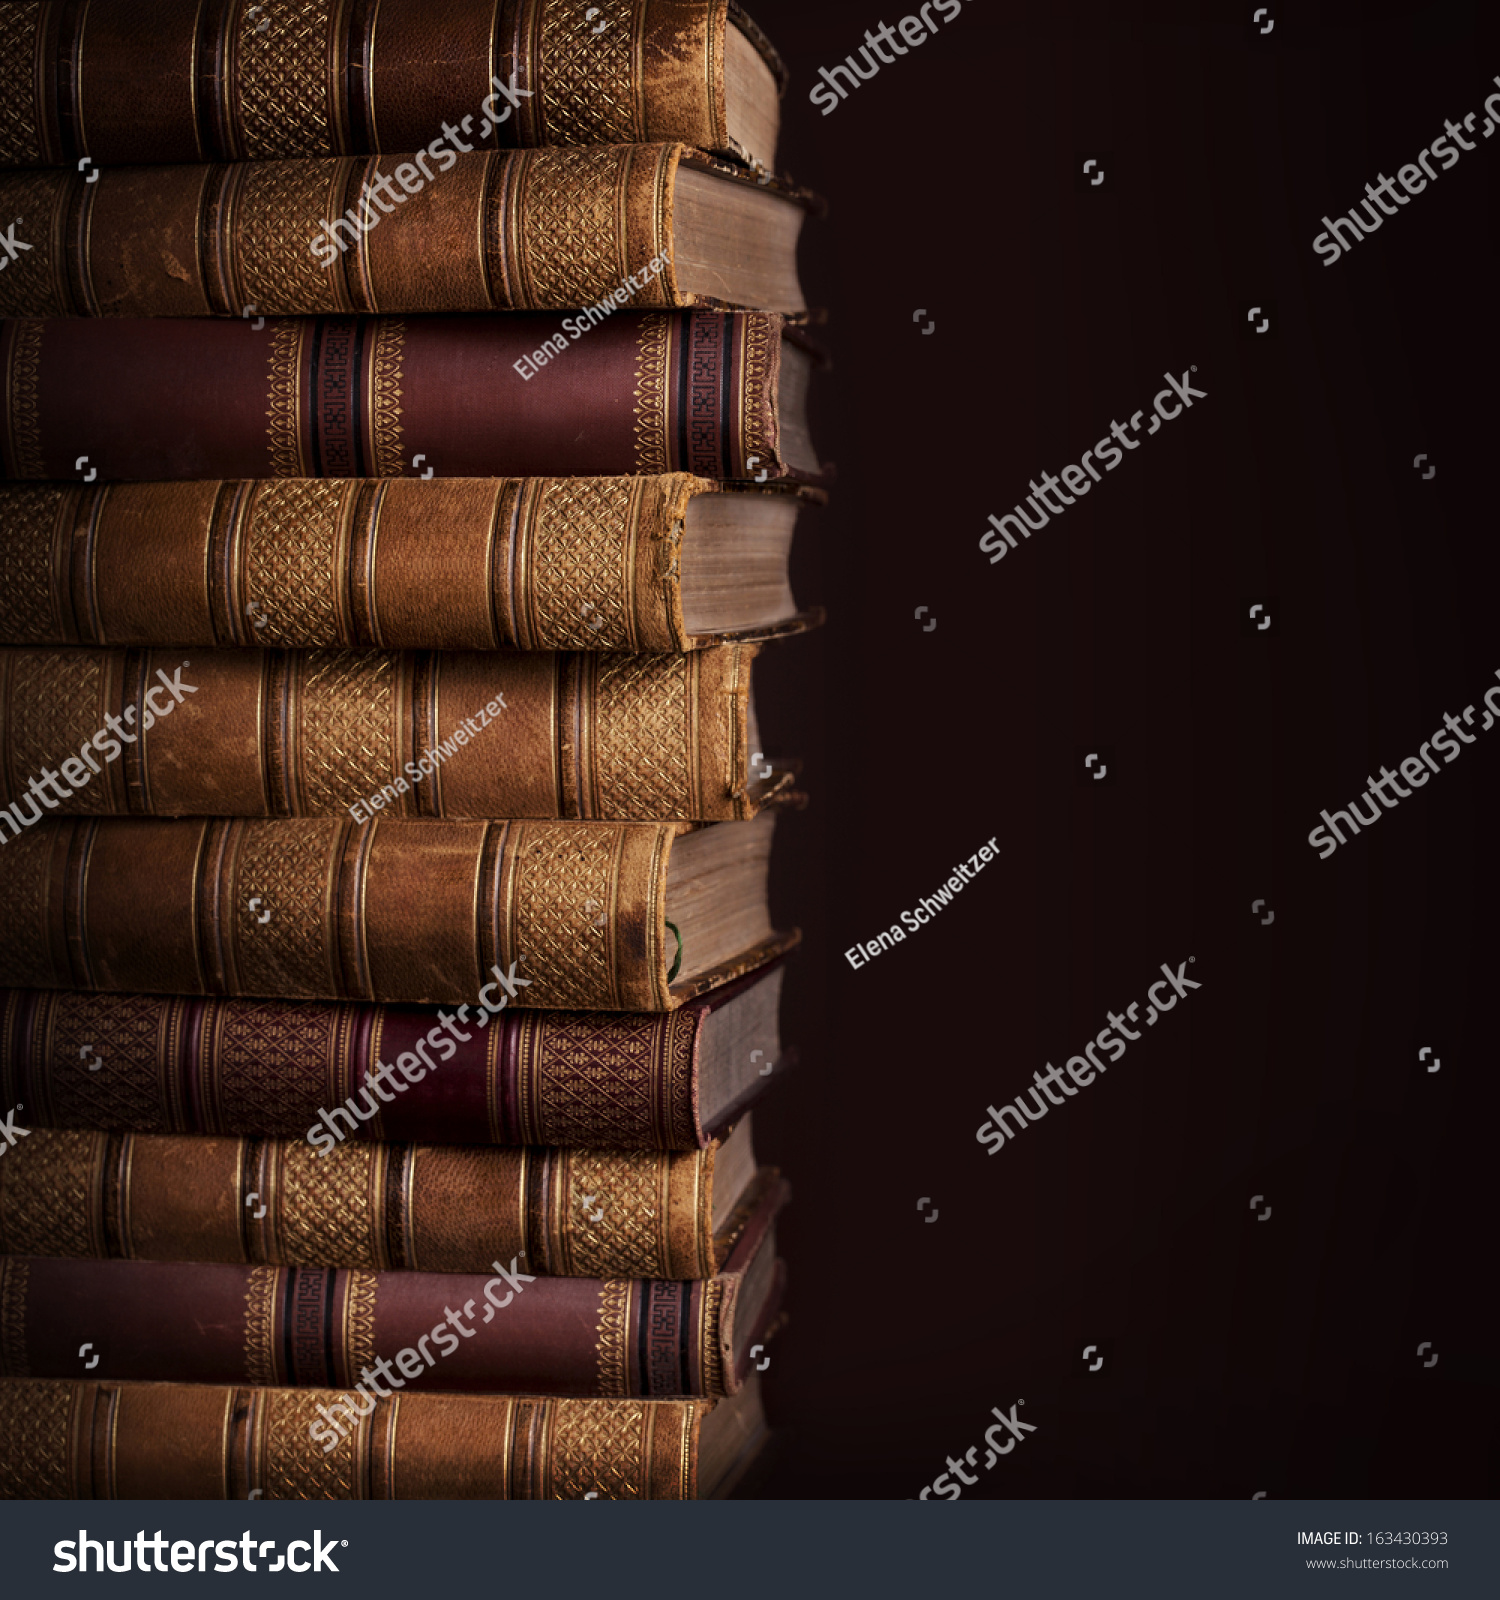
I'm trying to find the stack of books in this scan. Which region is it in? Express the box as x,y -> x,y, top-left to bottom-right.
0,0 -> 823,1501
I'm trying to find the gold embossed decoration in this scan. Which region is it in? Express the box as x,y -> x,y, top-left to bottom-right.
0,1127 -> 105,1258
229,820 -> 342,999
0,171 -> 69,318
0,1380 -> 74,1497
0,4 -> 43,167
548,1396 -> 648,1498
369,320 -> 406,477
243,1265 -> 280,1386
632,314 -> 671,475
212,998 -> 345,1137
5,320 -> 46,479
274,1140 -> 384,1268
562,1149 -> 665,1278
342,1270 -> 378,1383
241,480 -> 351,644
533,0 -> 643,147
0,1258 -> 30,1377
259,1388 -> 359,1498
511,823 -> 620,1008
41,992 -> 178,1134
5,652 -> 110,814
592,653 -> 694,820
0,484 -> 67,644
297,650 -> 397,815
0,827 -> 56,988
233,0 -> 337,160
264,322 -> 306,477
513,147 -> 634,308
229,160 -> 351,316
592,1279 -> 632,1400
522,478 -> 637,650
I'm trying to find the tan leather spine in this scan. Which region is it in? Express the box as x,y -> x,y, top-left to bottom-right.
0,816 -> 683,1008
0,1377 -> 707,1498
0,476 -> 712,651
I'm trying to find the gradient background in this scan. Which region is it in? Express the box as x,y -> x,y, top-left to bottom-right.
744,0 -> 1499,1497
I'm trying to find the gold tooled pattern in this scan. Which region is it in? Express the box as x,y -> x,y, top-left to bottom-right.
512,824 -> 617,1008
213,999 -> 342,1137
265,321 -> 305,476
234,0 -> 336,160
516,147 -> 634,308
242,479 -> 350,644
530,1006 -> 696,1147
0,825 -> 55,988
232,160 -> 347,315
592,653 -> 693,820
548,1396 -> 645,1498
231,820 -> 340,999
43,992 -> 175,1133
593,1279 -> 631,1400
275,1139 -> 381,1268
6,319 -> 45,479
699,1277 -> 726,1398
0,1257 -> 29,1377
343,1270 -> 378,1384
0,1127 -> 103,1258
0,484 -> 67,644
260,1388 -> 359,1498
6,651 -> 110,814
527,478 -> 636,649
0,171 -> 68,317
632,313 -> 671,475
369,320 -> 405,477
564,1150 -> 664,1278
0,1380 -> 75,1497
244,1265 -> 280,1386
740,313 -> 774,477
298,650 -> 397,815
0,4 -> 43,167
534,0 -> 642,146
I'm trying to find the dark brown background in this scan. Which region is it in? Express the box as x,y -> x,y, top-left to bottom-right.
745,0 -> 1499,1497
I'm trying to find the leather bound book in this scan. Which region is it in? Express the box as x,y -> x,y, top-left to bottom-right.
0,0 -> 785,172
0,1115 -> 770,1280
0,963 -> 787,1150
0,145 -> 809,319
0,1175 -> 787,1398
0,1371 -> 769,1499
0,810 -> 793,1009
0,476 -> 820,652
0,642 -> 784,823
0,311 -> 823,483
0,960 -> 789,1152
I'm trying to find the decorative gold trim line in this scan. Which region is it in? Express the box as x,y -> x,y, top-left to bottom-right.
265,321 -> 305,477
631,313 -> 671,475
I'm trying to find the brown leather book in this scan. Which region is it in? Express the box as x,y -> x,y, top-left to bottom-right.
0,642 -> 784,823
0,0 -> 785,173
0,476 -> 819,652
0,1174 -> 786,1398
0,1371 -> 769,1499
0,811 -> 792,1009
0,963 -> 787,1149
0,311 -> 822,483
0,1114 -> 770,1279
0,145 -> 809,319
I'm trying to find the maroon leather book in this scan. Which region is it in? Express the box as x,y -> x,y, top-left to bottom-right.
0,1177 -> 787,1401
0,312 -> 824,483
0,962 -> 788,1150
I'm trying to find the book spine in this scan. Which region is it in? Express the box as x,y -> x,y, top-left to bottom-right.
0,987 -> 709,1149
0,146 -> 713,318
0,1128 -> 723,1278
0,476 -> 705,652
0,1378 -> 706,1499
0,644 -> 755,822
0,311 -> 785,482
0,1255 -> 734,1398
0,816 -> 681,1009
0,0 -> 737,168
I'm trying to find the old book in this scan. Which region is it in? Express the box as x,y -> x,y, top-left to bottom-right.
0,0 -> 784,175
0,1111 -> 769,1279
0,1175 -> 787,1398
0,642 -> 785,823
0,963 -> 786,1150
0,476 -> 819,652
0,146 -> 809,320
0,1370 -> 768,1499
0,311 -> 822,483
0,810 -> 792,1009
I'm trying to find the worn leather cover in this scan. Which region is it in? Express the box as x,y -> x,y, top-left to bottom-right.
0,814 -> 794,1008
0,642 -> 771,822
0,1377 -> 720,1497
0,962 -> 785,1149
0,1124 -> 776,1278
0,311 -> 810,482
0,1175 -> 786,1397
0,475 -> 766,652
0,0 -> 783,168
0,145 -> 807,318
